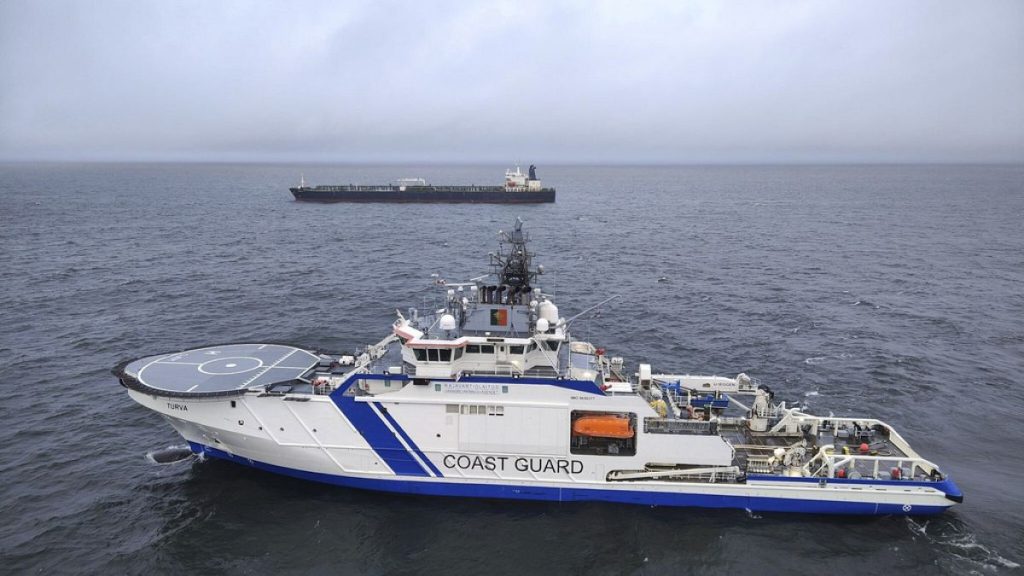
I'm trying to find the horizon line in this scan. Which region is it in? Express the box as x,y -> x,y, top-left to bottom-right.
2,158 -> 1022,168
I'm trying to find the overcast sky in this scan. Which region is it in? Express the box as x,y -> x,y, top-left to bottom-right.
1,0 -> 1022,163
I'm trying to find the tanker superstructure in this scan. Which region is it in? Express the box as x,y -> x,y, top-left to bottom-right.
115,220 -> 962,516
291,165 -> 555,203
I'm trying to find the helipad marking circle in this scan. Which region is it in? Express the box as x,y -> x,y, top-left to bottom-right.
198,356 -> 264,375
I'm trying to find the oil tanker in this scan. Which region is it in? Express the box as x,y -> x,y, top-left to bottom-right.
290,165 -> 555,203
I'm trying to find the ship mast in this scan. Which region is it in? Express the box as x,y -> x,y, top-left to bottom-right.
491,218 -> 535,289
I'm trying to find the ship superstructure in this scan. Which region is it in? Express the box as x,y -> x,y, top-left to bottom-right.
116,220 -> 962,515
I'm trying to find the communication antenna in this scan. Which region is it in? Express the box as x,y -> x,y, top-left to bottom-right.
564,294 -> 621,328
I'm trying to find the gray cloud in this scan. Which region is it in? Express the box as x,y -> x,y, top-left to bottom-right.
1,0 -> 1022,163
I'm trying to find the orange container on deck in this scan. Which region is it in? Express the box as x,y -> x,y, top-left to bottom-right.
572,415 -> 634,438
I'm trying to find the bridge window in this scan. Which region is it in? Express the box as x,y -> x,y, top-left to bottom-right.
509,345 -> 525,354
414,349 -> 426,361
466,344 -> 480,354
428,349 -> 439,362
454,348 -> 463,360
439,349 -> 452,362
480,345 -> 495,354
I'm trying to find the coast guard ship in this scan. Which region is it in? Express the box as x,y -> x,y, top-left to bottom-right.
115,220 -> 962,515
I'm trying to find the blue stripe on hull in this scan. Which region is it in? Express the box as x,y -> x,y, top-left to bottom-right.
324,372 -> 602,477
188,443 -> 951,516
328,383 -> 429,477
374,403 -> 445,478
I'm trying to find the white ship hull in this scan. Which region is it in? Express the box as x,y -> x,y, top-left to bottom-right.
127,379 -> 959,516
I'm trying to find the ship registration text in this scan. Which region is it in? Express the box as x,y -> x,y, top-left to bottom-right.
442,454 -> 583,474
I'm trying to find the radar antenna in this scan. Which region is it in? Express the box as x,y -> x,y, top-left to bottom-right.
491,217 -> 535,289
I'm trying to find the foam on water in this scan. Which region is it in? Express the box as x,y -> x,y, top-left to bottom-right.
146,445 -> 196,465
907,518 -> 1022,572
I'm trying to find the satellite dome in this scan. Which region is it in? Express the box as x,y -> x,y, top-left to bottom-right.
536,318 -> 549,333
439,314 -> 457,331
538,301 -> 559,324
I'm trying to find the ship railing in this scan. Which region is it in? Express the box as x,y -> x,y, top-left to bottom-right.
608,466 -> 741,483
782,412 -> 923,462
764,410 -> 923,460
317,185 -> 403,192
492,363 -> 524,377
457,365 -> 523,378
738,375 -> 760,395
803,444 -> 942,480
643,417 -> 717,436
310,334 -> 400,396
